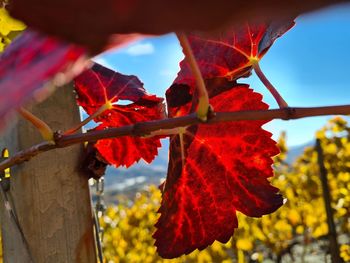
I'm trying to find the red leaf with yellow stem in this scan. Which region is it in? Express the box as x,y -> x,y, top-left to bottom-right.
175,21 -> 294,89
74,63 -> 164,167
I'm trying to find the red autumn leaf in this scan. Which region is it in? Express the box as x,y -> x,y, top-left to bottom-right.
92,104 -> 162,168
175,21 -> 294,89
166,78 -> 237,118
154,84 -> 282,258
0,29 -> 86,130
74,63 -> 150,113
9,0 -> 342,52
74,63 -> 165,167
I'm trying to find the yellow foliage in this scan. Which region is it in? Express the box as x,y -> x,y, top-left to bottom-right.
0,7 -> 25,52
236,238 -> 253,251
287,209 -> 300,225
101,117 -> 350,262
101,186 -> 238,263
0,8 -> 25,35
340,244 -> 350,262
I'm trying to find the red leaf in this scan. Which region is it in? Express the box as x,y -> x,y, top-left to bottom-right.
166,78 -> 236,118
93,107 -> 162,168
74,63 -> 151,113
74,63 -> 165,167
154,84 -> 282,258
0,29 -> 86,129
175,21 -> 294,89
10,0 -> 340,51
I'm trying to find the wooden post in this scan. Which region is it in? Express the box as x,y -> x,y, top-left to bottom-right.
0,85 -> 97,263
315,139 -> 342,263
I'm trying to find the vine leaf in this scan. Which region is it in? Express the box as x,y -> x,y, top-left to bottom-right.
9,0 -> 339,51
0,29 -> 86,130
154,84 -> 282,258
175,21 -> 294,89
74,63 -> 165,167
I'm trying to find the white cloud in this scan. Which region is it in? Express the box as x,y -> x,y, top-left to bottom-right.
124,42 -> 155,56
92,56 -> 115,69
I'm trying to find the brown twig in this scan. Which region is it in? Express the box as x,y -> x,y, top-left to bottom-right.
1,104 -> 350,172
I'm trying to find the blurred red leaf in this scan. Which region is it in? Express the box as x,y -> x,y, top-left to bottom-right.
9,0 -> 343,52
175,21 -> 294,88
154,84 -> 282,258
0,29 -> 86,130
74,63 -> 165,167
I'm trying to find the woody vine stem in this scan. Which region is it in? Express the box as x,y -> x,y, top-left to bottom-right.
1,104 -> 350,172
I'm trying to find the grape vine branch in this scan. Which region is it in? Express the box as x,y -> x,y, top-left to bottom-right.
1,104 -> 349,172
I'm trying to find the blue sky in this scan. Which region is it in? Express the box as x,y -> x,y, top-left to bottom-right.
95,3 -> 350,147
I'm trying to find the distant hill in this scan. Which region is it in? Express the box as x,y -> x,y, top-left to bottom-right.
285,141 -> 313,164
99,139 -> 169,202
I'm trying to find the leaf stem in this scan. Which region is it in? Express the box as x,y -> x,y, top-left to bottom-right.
65,102 -> 113,135
179,131 -> 186,168
143,127 -> 187,137
2,104 -> 350,172
176,32 -> 210,121
17,107 -> 54,142
252,61 -> 288,109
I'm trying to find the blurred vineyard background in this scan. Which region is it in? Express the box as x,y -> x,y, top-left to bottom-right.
0,6 -> 350,263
